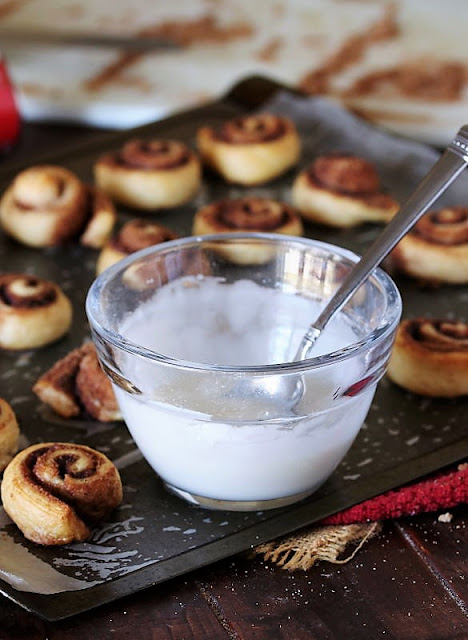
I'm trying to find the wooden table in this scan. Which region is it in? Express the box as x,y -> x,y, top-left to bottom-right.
0,122 -> 467,640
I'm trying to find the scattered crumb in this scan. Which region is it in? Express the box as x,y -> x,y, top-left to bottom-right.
438,512 -> 453,523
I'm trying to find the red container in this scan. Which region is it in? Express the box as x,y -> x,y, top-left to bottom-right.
0,55 -> 21,151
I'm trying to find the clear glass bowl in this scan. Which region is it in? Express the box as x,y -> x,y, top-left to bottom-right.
86,233 -> 402,511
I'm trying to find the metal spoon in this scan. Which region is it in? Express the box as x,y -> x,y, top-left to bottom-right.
256,124 -> 468,411
293,123 -> 468,362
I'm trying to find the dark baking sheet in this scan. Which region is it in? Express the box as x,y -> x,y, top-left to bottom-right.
0,76 -> 467,621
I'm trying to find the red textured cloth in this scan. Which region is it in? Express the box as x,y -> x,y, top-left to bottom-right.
322,462 -> 468,525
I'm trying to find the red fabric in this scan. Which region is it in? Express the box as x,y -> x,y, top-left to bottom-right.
0,59 -> 21,149
322,462 -> 468,525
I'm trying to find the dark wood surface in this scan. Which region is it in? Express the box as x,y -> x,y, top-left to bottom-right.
0,122 -> 467,640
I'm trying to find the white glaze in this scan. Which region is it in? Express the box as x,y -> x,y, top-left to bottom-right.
116,277 -> 374,503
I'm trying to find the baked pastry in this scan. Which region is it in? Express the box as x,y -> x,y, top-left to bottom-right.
0,273 -> 72,350
0,165 -> 115,248
387,318 -> 468,397
96,218 -> 179,274
193,197 -> 303,236
0,165 -> 87,247
192,197 -> 304,264
291,153 -> 399,227
390,206 -> 468,284
0,398 -> 20,472
75,346 -> 122,422
33,342 -> 122,422
79,185 -> 117,249
196,113 -> 301,185
1,442 -> 123,545
94,138 -> 201,210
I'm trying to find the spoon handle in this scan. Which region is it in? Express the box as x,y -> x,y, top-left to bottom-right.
295,124 -> 468,361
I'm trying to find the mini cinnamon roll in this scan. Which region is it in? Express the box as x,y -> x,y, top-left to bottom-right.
76,347 -> 122,422
1,442 -> 123,545
79,185 -> 117,249
196,114 -> 301,185
0,166 -> 116,248
97,218 -> 179,274
291,153 -> 399,227
192,197 -> 303,264
94,138 -> 201,210
387,318 -> 468,397
121,243 -> 212,292
0,165 -> 88,247
33,342 -> 121,422
0,399 -> 20,472
0,274 -> 72,350
390,207 -> 468,284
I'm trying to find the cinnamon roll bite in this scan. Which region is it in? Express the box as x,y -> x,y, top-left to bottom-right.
94,138 -> 201,210
33,342 -> 121,422
76,347 -> 122,422
291,153 -> 399,227
0,165 -> 87,247
390,207 -> 468,284
1,442 -> 123,545
97,218 -> 179,274
0,398 -> 20,472
0,274 -> 72,350
387,318 -> 468,397
192,197 -> 303,264
0,165 -> 115,248
79,185 -> 117,249
196,113 -> 301,185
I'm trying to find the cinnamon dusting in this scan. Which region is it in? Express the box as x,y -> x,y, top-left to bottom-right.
299,3 -> 398,95
256,37 -> 283,62
84,14 -> 253,92
344,60 -> 468,102
0,0 -> 26,20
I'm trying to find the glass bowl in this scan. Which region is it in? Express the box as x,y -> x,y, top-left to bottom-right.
86,232 -> 402,511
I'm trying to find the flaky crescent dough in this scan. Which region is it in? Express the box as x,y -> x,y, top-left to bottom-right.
96,218 -> 178,274
79,185 -> 117,249
197,114 -> 301,185
0,165 -> 88,247
192,197 -> 303,264
0,398 -> 20,472
94,139 -> 201,210
0,274 -> 72,350
387,318 -> 468,397
292,153 -> 399,227
1,442 -> 123,545
33,342 -> 122,422
390,207 -> 468,284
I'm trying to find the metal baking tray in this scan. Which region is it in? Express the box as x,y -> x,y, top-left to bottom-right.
1,75 -> 467,621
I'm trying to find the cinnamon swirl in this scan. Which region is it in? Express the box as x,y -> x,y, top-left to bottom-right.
97,218 -> 179,274
0,165 -> 88,247
196,114 -> 301,185
1,442 -> 123,545
94,138 -> 201,210
390,207 -> 468,284
0,166 -> 116,248
0,399 -> 20,472
33,342 -> 121,422
0,274 -> 72,350
291,153 -> 399,227
387,318 -> 468,397
192,197 -> 303,264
